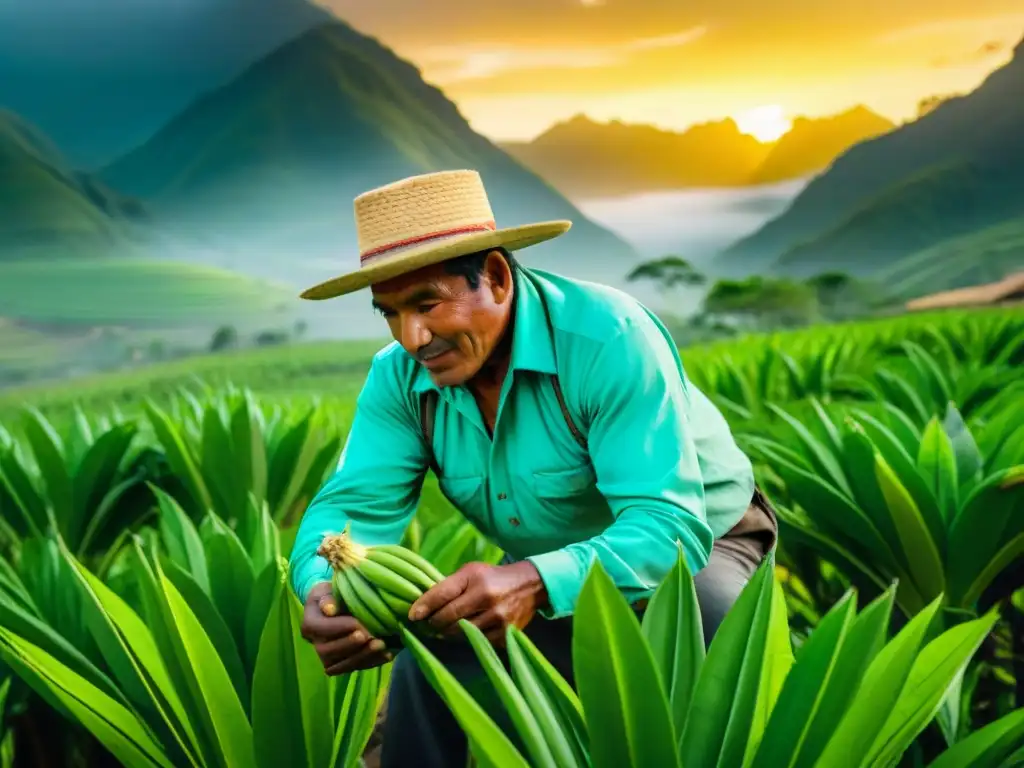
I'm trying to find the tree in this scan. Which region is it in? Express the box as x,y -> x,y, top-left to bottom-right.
626,256 -> 706,293
703,276 -> 819,328
209,325 -> 238,352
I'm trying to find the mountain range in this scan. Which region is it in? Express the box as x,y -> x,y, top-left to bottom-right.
500,107 -> 895,200
717,36 -> 1024,282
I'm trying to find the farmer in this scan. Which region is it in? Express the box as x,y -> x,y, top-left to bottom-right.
291,170 -> 777,767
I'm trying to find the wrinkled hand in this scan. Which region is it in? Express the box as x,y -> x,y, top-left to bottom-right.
300,582 -> 392,675
408,561 -> 548,645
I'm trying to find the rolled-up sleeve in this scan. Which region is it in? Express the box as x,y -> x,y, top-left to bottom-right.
289,356 -> 428,604
526,318 -> 715,618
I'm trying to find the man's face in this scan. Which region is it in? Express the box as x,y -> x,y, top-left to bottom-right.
370,251 -> 514,387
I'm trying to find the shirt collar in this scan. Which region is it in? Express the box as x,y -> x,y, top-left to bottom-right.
410,267 -> 557,397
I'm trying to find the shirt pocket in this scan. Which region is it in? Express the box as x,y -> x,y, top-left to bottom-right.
532,462 -> 597,501
438,474 -> 485,513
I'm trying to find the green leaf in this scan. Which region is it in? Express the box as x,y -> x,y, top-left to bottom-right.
0,445 -> 48,538
573,559 -> 679,768
153,486 -> 210,596
941,404 -> 983,486
749,590 -> 858,767
679,558 -> 775,768
398,625 -> 529,767
0,628 -> 175,768
20,407 -> 74,530
767,404 -> 852,497
743,575 -> 793,766
144,401 -> 213,516
815,595 -> 942,766
867,609 -> 1000,764
460,621 -> 558,768
641,544 -> 705,741
927,706 -> 1024,768
132,542 -> 254,768
947,465 -> 1024,606
251,567 -> 334,768
200,512 -> 257,652
71,422 -> 138,547
917,418 -> 959,523
874,451 -> 945,605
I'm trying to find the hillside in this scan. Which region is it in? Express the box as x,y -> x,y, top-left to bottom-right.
718,36 -> 1024,275
748,106 -> 895,185
98,22 -> 637,283
875,216 -> 1024,300
0,0 -> 330,166
0,111 -> 146,255
500,115 -> 771,198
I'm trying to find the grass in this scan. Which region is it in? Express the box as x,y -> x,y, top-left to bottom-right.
0,258 -> 297,329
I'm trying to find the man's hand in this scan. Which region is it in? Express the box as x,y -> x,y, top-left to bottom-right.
407,561 -> 548,645
300,582 -> 392,675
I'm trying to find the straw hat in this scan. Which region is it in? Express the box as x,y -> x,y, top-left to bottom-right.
300,170 -> 572,300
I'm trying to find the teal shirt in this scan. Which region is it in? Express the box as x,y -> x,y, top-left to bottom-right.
289,267 -> 755,619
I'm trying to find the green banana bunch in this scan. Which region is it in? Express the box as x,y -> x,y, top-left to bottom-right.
317,527 -> 447,647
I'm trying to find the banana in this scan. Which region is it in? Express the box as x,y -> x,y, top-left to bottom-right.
335,569 -> 388,637
365,549 -> 438,592
377,587 -> 414,619
356,559 -> 424,603
372,544 -> 447,584
347,567 -> 400,634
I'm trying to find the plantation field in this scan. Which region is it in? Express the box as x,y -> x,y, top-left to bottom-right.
0,303 -> 1022,766
0,258 -> 296,329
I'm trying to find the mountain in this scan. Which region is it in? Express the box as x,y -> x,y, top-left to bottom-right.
499,115 -> 771,198
718,37 -> 1024,276
0,110 -> 146,255
0,0 -> 331,168
748,106 -> 895,185
98,21 -> 637,285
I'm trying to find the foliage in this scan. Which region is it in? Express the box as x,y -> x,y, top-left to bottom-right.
405,551 -> 1024,767
626,255 -> 706,291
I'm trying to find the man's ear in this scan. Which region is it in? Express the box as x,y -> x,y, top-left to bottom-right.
484,250 -> 513,304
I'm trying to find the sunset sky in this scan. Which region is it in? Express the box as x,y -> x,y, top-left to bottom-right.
322,0 -> 1024,141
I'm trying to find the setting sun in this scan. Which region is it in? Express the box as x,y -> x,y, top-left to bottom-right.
735,104 -> 793,142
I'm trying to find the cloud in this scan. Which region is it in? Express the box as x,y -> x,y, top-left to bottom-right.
931,39 -> 1008,67
875,14 -> 1024,44
418,25 -> 708,82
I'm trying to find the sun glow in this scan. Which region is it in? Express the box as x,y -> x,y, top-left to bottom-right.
734,104 -> 793,142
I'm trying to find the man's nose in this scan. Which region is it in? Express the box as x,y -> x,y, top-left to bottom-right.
401,314 -> 430,352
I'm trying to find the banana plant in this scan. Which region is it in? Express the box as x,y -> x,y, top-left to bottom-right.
404,551 -> 1024,768
0,537 -> 386,768
745,399 -> 1024,621
0,406 -> 160,576
142,387 -> 343,532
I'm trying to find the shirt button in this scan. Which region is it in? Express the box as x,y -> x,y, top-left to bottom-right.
497,492 -> 507,500
509,517 -> 520,527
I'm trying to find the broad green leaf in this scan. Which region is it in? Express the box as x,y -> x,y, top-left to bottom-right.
815,596 -> 942,767
927,706 -> 1024,768
917,418 -> 959,523
132,543 -> 254,768
154,486 -> 210,596
251,568 -> 334,768
71,422 -> 138,546
941,403 -> 983,485
767,404 -> 852,497
743,575 -> 793,766
947,465 -> 1024,606
144,401 -> 213,515
0,628 -> 175,768
641,544 -> 705,741
574,560 -> 679,768
0,445 -> 49,538
20,407 -> 74,529
398,626 -> 529,768
679,558 -> 775,768
198,407 -> 235,520
749,590 -> 858,768
874,452 -> 945,604
867,610 -> 1000,764
200,512 -> 257,652
330,664 -> 390,768
245,561 -> 284,674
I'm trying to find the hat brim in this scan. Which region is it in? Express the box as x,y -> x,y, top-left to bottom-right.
299,220 -> 572,300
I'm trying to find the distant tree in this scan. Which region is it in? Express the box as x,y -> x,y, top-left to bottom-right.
626,255 -> 707,293
209,325 -> 238,352
703,276 -> 819,328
